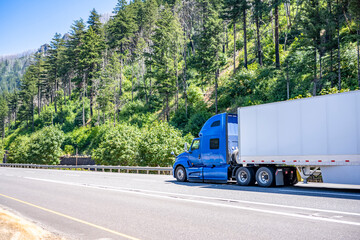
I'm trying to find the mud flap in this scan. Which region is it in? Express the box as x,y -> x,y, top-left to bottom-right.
275,168 -> 284,186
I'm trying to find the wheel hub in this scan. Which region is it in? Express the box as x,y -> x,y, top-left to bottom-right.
259,171 -> 269,184
239,171 -> 248,182
177,169 -> 184,179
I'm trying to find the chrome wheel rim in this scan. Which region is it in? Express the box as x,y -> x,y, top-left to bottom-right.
177,168 -> 184,180
239,171 -> 248,183
258,171 -> 270,184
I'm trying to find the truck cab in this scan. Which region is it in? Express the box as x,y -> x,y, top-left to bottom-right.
173,113 -> 238,183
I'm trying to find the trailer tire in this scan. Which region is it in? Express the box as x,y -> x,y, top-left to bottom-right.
236,167 -> 255,186
175,166 -> 187,182
256,167 -> 275,187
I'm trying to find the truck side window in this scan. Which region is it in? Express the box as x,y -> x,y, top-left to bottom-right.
210,138 -> 219,149
191,140 -> 200,151
211,120 -> 220,127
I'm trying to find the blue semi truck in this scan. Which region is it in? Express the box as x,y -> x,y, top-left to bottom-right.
172,91 -> 360,187
172,113 -> 298,187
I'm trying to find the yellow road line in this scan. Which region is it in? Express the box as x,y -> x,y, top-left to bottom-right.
0,193 -> 140,240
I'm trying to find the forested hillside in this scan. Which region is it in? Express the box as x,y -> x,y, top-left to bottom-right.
1,0 -> 359,166
0,54 -> 32,93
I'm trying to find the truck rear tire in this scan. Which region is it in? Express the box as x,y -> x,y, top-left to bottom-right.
236,167 -> 255,186
256,167 -> 275,187
175,166 -> 187,182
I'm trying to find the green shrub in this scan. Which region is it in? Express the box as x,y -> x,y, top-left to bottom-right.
64,145 -> 75,155
27,126 -> 65,164
7,135 -> 31,163
138,121 -> 190,167
93,124 -> 140,166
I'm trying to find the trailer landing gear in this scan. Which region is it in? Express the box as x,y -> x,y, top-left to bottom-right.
297,166 -> 319,184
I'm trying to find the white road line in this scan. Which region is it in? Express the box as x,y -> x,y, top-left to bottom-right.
279,189 -> 360,197
24,177 -> 360,224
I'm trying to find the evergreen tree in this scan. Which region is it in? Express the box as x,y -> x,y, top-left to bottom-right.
107,0 -> 139,106
299,0 -> 325,95
79,26 -> 105,121
66,19 -> 86,98
47,33 -> 65,113
223,0 -> 249,71
18,65 -> 37,130
197,0 -> 224,113
0,95 -> 8,139
151,5 -> 183,121
349,0 -> 360,87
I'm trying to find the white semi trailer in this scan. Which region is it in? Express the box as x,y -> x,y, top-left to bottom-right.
237,90 -> 360,185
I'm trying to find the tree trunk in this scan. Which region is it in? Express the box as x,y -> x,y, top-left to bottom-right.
337,0 -> 341,90
183,34 -> 188,118
319,52 -> 323,84
243,8 -> 248,69
38,81 -> 41,115
286,63 -> 290,99
215,69 -> 219,114
275,1 -> 280,69
63,78 -> 66,106
313,48 -> 317,96
82,92 -> 85,127
131,66 -> 134,102
120,59 -> 123,97
255,13 -> 263,66
31,97 -> 34,131
54,81 -> 57,113
90,88 -> 93,119
166,94 -> 169,122
175,63 -> 179,110
2,120 -> 5,139
82,73 -> 86,127
149,62 -> 152,98
69,75 -> 72,100
114,85 -> 117,127
358,26 -> 360,88
97,109 -> 100,126
225,22 -> 228,53
284,0 -> 291,27
233,22 -> 236,74
331,49 -> 334,87
143,75 -> 148,104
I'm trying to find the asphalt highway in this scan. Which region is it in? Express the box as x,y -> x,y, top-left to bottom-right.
0,167 -> 360,240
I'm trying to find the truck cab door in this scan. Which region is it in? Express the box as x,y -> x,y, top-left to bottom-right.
200,115 -> 229,183
186,139 -> 203,182
202,137 -> 228,183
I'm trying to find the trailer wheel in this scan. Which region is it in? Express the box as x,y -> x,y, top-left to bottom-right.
236,167 -> 255,186
256,167 -> 275,187
175,166 -> 187,182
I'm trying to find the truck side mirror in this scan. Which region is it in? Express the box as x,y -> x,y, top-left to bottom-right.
184,142 -> 188,152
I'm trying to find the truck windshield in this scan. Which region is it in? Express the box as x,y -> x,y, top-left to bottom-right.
191,140 -> 200,151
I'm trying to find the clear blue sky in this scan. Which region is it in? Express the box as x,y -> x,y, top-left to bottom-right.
0,0 -> 118,56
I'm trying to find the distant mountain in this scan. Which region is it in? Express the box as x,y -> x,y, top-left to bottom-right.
0,44 -> 50,94
0,11 -> 111,94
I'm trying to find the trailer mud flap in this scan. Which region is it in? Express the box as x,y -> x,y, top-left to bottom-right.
275,169 -> 284,186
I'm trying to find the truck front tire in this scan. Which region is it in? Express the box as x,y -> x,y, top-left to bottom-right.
175,166 -> 187,182
236,167 -> 255,186
256,167 -> 275,187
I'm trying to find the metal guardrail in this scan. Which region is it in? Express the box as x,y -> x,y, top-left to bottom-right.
0,163 -> 173,175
